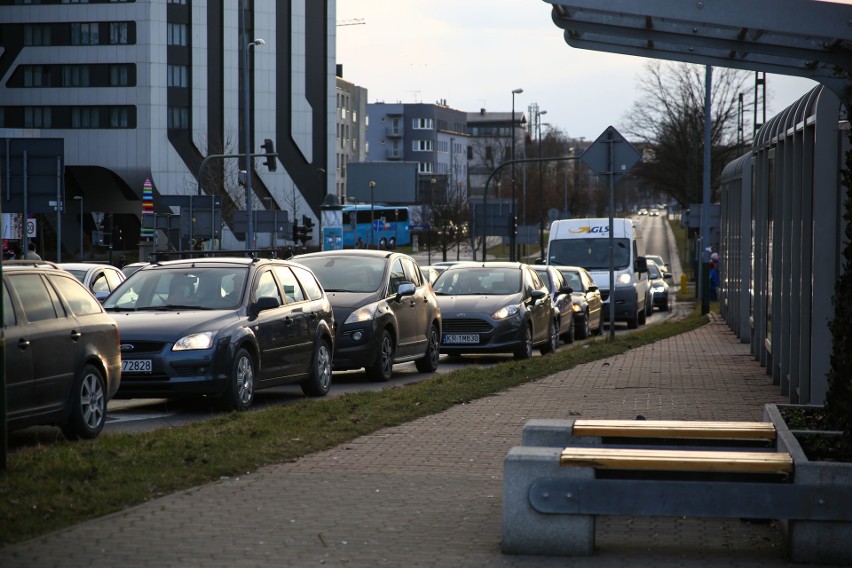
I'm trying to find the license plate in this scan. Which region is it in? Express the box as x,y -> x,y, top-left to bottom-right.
122,359 -> 152,373
443,334 -> 479,344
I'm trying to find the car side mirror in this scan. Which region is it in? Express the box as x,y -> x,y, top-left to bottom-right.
635,256 -> 648,273
559,285 -> 573,295
664,271 -> 673,280
529,289 -> 547,302
252,295 -> 281,316
588,285 -> 598,293
395,282 -> 415,300
95,290 -> 111,303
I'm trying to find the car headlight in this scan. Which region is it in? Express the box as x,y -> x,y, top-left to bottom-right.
492,304 -> 521,320
652,284 -> 666,293
172,331 -> 215,351
344,302 -> 380,325
572,303 -> 582,313
617,273 -> 633,285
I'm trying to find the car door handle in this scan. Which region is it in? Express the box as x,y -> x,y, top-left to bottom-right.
308,312 -> 317,320
70,330 -> 82,341
18,338 -> 31,350
284,316 -> 293,325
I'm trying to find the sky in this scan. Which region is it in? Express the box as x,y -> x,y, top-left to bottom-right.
336,0 -> 823,142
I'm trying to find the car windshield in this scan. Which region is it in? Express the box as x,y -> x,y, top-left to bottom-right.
103,266 -> 248,310
647,255 -> 665,268
433,267 -> 520,296
64,269 -> 88,283
296,256 -> 386,293
548,238 -> 630,270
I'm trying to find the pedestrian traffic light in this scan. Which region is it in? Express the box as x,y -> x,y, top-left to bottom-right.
261,138 -> 277,172
302,215 -> 314,242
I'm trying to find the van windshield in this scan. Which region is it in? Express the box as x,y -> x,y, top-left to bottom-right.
548,238 -> 630,270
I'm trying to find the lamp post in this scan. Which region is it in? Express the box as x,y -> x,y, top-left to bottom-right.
429,178 -> 436,265
510,87 -> 523,262
369,180 -> 376,249
536,109 -> 547,262
243,34 -> 265,250
73,195 -> 84,260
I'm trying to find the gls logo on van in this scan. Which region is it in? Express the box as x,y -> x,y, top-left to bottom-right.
568,225 -> 610,234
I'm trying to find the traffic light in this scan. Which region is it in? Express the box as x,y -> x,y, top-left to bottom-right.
302,215 -> 314,243
261,138 -> 277,172
510,215 -> 518,237
292,220 -> 300,242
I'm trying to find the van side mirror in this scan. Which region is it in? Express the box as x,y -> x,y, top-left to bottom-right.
635,256 -> 648,273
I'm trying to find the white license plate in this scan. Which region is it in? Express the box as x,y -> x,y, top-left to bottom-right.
443,334 -> 479,344
122,359 -> 152,373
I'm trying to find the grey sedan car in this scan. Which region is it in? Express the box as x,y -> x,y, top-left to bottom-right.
432,262 -> 557,359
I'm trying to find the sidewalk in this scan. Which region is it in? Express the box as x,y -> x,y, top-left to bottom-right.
2,314 -> 809,568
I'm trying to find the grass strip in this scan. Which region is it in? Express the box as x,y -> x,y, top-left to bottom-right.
0,308 -> 707,545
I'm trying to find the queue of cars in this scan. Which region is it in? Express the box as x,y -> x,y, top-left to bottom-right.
5,243 -> 649,440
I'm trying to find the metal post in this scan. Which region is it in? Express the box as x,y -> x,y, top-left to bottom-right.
242,3 -> 264,250
369,180 -> 376,248
56,157 -> 62,262
510,88 -> 523,262
701,65 -> 713,314
537,109 -> 547,262
74,195 -> 84,260
429,178 -> 435,264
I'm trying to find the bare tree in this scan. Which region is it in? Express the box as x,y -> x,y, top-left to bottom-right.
622,62 -> 753,206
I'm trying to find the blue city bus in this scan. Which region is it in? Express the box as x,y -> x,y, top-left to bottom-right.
342,205 -> 410,249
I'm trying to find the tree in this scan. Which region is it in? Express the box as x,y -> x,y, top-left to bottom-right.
623,62 -> 753,207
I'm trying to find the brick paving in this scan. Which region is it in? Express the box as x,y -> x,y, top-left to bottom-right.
1,312 -> 827,568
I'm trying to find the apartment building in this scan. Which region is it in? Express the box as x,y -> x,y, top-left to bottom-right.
0,0 -> 336,255
335,65 -> 367,203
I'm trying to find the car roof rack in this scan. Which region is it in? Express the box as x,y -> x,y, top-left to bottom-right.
2,259 -> 61,269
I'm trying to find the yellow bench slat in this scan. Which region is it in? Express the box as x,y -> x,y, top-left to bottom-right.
572,419 -> 776,440
560,447 -> 793,474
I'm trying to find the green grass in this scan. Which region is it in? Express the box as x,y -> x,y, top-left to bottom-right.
0,308 -> 707,546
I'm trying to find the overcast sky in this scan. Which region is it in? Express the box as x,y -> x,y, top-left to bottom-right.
336,0 -> 823,142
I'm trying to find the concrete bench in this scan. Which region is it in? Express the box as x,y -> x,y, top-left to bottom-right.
502,419 -> 851,560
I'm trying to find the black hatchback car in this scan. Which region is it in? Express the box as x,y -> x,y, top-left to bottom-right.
294,250 -> 441,381
102,257 -> 334,410
4,260 -> 122,439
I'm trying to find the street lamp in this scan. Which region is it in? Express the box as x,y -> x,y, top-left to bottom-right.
369,180 -> 376,249
536,109 -> 547,261
73,195 -> 84,260
243,35 -> 265,250
510,88 -> 523,262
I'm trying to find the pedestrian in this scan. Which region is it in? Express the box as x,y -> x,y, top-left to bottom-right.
709,262 -> 719,301
24,241 -> 41,260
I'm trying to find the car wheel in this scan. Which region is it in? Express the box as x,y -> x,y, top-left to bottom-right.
661,299 -> 669,312
575,313 -> 590,340
414,324 -> 440,373
541,319 -> 559,354
379,237 -> 388,250
627,311 -> 639,329
366,329 -> 394,381
638,306 -> 647,325
389,236 -> 397,250
514,324 -> 534,360
301,338 -> 332,397
61,364 -> 107,440
222,347 -> 255,410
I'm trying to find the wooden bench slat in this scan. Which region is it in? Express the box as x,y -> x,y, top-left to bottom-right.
560,447 -> 793,474
572,419 -> 776,440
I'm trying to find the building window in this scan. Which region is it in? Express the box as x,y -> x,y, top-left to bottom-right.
418,162 -> 433,174
168,107 -> 189,129
167,64 -> 188,87
167,23 -> 187,46
109,22 -> 129,45
62,65 -> 90,87
110,64 -> 130,86
413,118 -> 433,130
412,140 -> 433,152
71,23 -> 99,45
167,0 -> 187,4
24,25 -> 51,46
23,66 -> 48,87
110,107 -> 129,128
71,107 -> 100,128
24,107 -> 52,128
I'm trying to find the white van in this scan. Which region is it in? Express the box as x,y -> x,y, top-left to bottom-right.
547,218 -> 650,328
